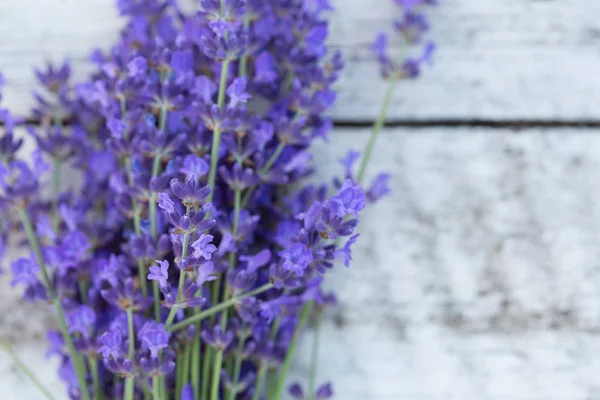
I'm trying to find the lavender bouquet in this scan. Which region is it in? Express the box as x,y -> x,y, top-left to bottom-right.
0,0 -> 436,399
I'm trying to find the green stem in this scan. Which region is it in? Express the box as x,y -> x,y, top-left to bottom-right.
175,353 -> 183,400
206,60 -> 231,205
308,313 -> 322,400
18,207 -> 90,400
124,308 -> 136,400
232,190 -> 242,235
212,187 -> 242,399
201,347 -> 212,400
226,326 -> 246,400
124,156 -> 148,298
90,358 -> 104,400
272,301 -> 313,400
182,348 -> 191,393
149,153 -> 163,321
261,142 -> 286,175
241,142 -> 286,207
210,350 -> 224,400
191,334 -> 201,397
152,376 -> 161,400
252,319 -> 280,400
164,207 -> 191,330
170,284 -> 273,332
0,338 -> 58,400
149,154 -> 162,240
51,158 -> 61,230
356,78 -> 398,184
251,362 -> 267,400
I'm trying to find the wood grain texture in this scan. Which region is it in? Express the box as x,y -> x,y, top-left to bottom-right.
1,0 -> 599,120
5,127 -> 600,399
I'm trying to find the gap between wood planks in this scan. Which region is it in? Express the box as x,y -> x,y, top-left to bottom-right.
335,119 -> 600,130
7,118 -> 600,130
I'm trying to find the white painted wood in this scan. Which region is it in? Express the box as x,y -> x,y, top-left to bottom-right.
5,128 -> 600,399
1,0 -> 599,120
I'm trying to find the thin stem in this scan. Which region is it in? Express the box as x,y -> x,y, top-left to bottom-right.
356,78 -> 399,184
261,142 -> 286,175
241,142 -> 286,207
201,345 -> 212,400
18,207 -> 90,400
124,308 -> 136,400
170,284 -> 273,332
252,319 -> 280,400
226,326 -> 246,400
191,334 -> 201,397
152,376 -> 161,400
207,60 -> 231,205
90,358 -> 104,400
251,362 -> 267,400
0,338 -> 58,400
176,352 -> 184,400
149,154 -> 162,240
308,312 -> 322,400
165,207 -> 191,330
149,153 -> 163,321
51,158 -> 61,230
212,187 -> 242,398
272,301 -> 313,400
182,349 -> 191,393
232,190 -> 242,234
210,350 -> 223,400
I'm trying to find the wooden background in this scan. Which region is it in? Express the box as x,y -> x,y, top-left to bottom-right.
2,1 -> 600,399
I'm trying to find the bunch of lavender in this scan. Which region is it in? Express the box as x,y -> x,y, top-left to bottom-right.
0,1 -> 394,400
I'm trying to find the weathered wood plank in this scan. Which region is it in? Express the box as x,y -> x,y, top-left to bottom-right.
4,127 -> 600,398
1,0 -> 599,120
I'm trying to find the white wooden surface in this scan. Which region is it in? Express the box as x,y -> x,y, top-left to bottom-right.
1,0 -> 600,120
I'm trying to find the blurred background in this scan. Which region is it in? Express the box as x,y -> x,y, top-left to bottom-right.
2,0 -> 600,399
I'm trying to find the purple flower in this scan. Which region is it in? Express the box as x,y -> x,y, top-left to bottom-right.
170,175 -> 212,209
239,249 -> 271,273
254,51 -> 278,83
316,383 -> 334,399
140,322 -> 170,358
148,260 -> 170,288
201,325 -> 234,351
181,384 -> 194,400
337,234 -> 360,268
367,173 -> 391,202
127,56 -> 148,79
107,118 -> 127,139
227,77 -> 251,108
182,154 -> 209,178
158,192 -> 176,214
191,234 -> 217,260
279,242 -> 313,277
10,258 -> 39,287
196,261 -> 216,286
330,179 -> 366,218
340,150 -> 360,179
97,328 -> 123,359
193,76 -> 218,103
219,163 -> 257,191
67,306 -> 96,339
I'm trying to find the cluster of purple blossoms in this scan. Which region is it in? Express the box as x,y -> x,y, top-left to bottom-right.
0,1 -> 394,400
372,0 -> 437,79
